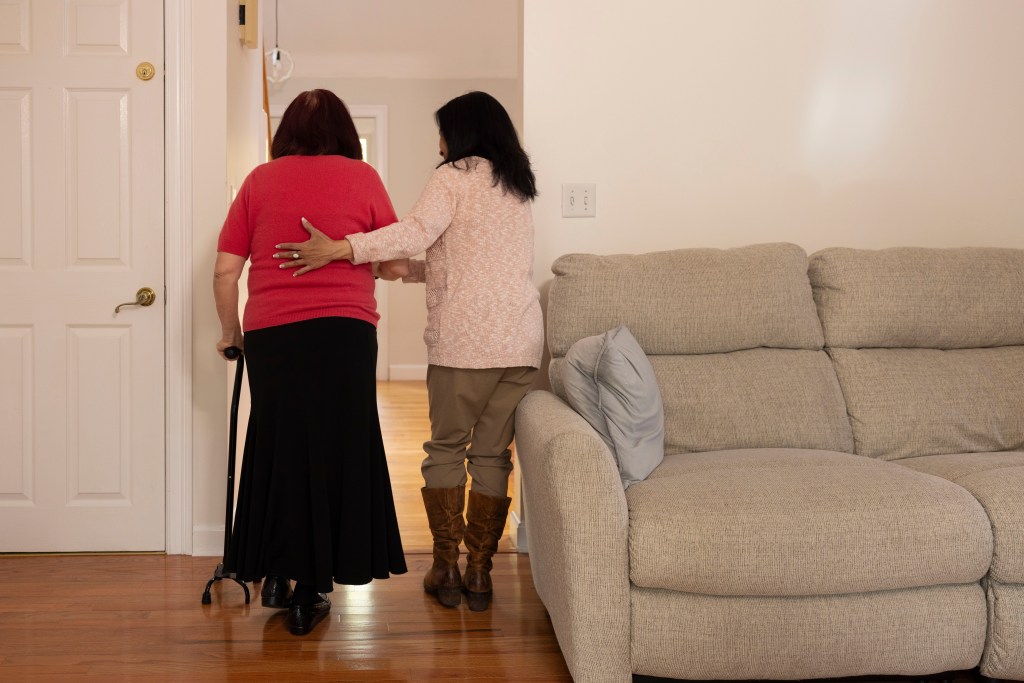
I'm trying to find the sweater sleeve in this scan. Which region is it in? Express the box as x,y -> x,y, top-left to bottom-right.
347,165 -> 457,265
402,259 -> 426,284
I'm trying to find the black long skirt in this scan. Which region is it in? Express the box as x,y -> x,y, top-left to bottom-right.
225,317 -> 407,592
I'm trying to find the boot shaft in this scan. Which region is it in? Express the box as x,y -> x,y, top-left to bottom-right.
421,485 -> 466,608
464,490 -> 511,574
421,485 -> 466,562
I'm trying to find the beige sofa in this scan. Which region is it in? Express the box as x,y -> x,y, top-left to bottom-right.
515,243 -> 1024,682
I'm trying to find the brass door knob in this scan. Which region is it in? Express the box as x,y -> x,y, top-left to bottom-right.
114,287 -> 156,314
136,62 -> 155,81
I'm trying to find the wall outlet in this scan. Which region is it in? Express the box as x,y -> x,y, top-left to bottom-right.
562,183 -> 596,218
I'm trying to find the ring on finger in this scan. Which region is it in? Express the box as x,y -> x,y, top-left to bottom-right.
292,252 -> 300,259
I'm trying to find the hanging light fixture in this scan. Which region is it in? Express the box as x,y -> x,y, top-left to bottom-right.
265,0 -> 294,85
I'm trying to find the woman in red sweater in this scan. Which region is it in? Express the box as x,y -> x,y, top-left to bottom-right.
213,90 -> 407,636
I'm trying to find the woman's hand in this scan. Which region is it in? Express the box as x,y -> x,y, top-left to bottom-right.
216,332 -> 244,360
377,259 -> 410,281
274,217 -> 354,276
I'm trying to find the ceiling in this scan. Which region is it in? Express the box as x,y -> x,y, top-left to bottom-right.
267,0 -> 521,80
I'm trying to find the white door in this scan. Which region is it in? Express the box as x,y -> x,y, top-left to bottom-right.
0,0 -> 165,551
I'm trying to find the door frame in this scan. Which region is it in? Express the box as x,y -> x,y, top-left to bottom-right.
164,10 -> 394,551
165,0 -> 192,554
350,105 -> 391,381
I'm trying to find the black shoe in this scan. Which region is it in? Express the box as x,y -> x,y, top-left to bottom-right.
286,594 -> 331,636
260,575 -> 293,609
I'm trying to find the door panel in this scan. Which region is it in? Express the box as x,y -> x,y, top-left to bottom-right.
0,0 -> 164,551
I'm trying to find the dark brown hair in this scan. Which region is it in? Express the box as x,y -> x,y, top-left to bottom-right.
270,89 -> 361,160
436,91 -> 536,201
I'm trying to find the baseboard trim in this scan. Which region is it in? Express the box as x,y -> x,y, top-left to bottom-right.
192,525 -> 226,558
389,364 -> 428,381
510,510 -> 528,553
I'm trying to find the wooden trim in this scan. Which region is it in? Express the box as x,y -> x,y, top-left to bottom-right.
164,0 -> 193,555
347,104 -> 389,188
389,364 -> 428,381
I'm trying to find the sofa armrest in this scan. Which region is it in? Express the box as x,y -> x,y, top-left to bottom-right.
515,390 -> 631,683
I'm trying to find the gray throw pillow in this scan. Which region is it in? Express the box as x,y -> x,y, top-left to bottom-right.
562,325 -> 665,488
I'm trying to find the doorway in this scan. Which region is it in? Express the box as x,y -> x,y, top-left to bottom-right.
261,0 -> 523,554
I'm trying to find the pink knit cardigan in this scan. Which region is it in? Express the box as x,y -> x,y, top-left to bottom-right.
346,157 -> 544,369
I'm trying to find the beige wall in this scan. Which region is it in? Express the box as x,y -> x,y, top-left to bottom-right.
187,0 -> 1024,553
190,1 -> 266,555
523,0 -> 1024,285
189,46 -> 518,548
270,78 -> 522,377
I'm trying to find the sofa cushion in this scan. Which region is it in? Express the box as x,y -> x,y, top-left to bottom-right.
809,246 -> 1024,349
650,350 -> 853,454
829,347 -> 1024,460
561,325 -> 665,487
808,246 -> 1024,462
548,243 -> 824,358
551,348 -> 854,455
626,448 -> 992,597
982,581 -> 1024,679
631,583 -> 986,680
899,452 -> 1024,584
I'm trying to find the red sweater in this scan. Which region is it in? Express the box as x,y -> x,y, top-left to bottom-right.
218,155 -> 398,332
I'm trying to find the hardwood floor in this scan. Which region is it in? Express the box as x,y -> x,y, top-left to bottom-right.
0,380 -> 551,681
377,381 -> 516,554
0,381 -> 991,682
0,553 -> 571,681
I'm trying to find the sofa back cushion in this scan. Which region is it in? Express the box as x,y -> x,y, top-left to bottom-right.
548,242 -> 824,357
809,247 -> 1024,460
547,243 -> 854,454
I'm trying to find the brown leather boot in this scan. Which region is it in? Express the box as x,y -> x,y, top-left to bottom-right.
421,485 -> 466,608
462,490 -> 511,612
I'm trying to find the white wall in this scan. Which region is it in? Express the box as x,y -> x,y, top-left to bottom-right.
186,0 -> 1024,554
186,3 -> 518,553
516,0 -> 1024,550
523,0 -> 1024,282
190,1 -> 266,555
270,78 -> 522,377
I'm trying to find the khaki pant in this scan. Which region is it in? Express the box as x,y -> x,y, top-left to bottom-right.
423,365 -> 538,498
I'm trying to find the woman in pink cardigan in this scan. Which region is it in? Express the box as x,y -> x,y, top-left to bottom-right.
275,91 -> 543,612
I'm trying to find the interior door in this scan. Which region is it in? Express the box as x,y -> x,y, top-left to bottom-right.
0,0 -> 165,551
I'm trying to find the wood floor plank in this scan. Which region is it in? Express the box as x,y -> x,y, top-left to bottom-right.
4,382 -> 984,682
377,381 -> 516,554
0,554 -> 572,681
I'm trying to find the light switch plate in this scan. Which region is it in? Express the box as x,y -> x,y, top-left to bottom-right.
562,183 -> 596,218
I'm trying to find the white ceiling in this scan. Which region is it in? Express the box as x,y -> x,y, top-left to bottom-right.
268,0 -> 520,80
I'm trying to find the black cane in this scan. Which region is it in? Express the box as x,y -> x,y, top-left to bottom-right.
201,346 -> 251,605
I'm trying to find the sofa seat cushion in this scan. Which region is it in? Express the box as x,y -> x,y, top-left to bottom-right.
899,452 -> 1024,584
626,448 -> 992,597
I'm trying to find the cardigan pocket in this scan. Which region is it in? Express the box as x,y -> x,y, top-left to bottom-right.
423,260 -> 446,346
424,260 -> 447,308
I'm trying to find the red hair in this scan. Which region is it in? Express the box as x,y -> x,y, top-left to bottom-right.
271,89 -> 361,160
